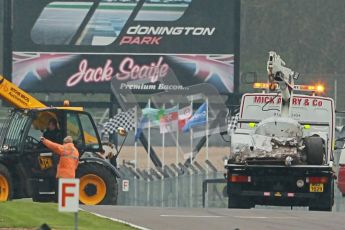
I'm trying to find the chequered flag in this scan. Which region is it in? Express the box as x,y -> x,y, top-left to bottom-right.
227,113 -> 239,135
102,108 -> 136,134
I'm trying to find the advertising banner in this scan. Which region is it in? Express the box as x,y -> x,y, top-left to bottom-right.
13,53 -> 234,93
12,0 -> 240,94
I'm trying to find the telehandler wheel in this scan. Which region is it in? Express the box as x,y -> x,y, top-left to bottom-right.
0,163 -> 12,202
304,136 -> 324,165
77,163 -> 118,205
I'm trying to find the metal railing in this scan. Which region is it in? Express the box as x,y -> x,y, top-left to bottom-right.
116,161 -> 228,208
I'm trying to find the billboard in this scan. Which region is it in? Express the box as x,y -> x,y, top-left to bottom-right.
12,0 -> 240,94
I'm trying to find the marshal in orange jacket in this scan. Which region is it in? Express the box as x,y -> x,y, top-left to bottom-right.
42,137 -> 79,178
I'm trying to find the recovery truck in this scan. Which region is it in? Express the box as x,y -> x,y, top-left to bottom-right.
226,52 -> 335,211
0,75 -> 121,204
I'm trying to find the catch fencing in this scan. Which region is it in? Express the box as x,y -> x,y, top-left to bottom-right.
117,160 -> 228,208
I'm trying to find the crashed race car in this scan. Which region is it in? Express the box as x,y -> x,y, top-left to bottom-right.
230,116 -> 326,166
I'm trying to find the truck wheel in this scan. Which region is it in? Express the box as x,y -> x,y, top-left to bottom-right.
305,137 -> 324,165
228,195 -> 252,209
0,163 -> 12,201
77,163 -> 118,205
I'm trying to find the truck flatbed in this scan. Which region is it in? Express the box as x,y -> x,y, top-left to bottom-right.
226,164 -> 333,170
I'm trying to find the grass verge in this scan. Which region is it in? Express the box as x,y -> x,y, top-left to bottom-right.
0,199 -> 135,230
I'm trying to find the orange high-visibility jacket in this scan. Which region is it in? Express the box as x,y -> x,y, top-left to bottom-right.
42,139 -> 79,178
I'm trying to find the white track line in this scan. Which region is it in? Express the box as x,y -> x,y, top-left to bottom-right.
160,214 -> 223,218
81,208 -> 151,230
233,215 -> 298,219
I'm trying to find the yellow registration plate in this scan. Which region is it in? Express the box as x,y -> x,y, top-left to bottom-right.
309,183 -> 324,192
39,156 -> 53,170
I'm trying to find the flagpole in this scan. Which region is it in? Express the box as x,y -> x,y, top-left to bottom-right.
146,100 -> 151,206
134,106 -> 138,170
190,128 -> 193,165
162,104 -> 165,170
161,104 -> 165,208
190,99 -> 193,165
176,103 -> 180,208
206,97 -> 209,175
189,100 -> 193,208
134,106 -> 138,206
147,99 -> 151,171
176,103 -> 179,168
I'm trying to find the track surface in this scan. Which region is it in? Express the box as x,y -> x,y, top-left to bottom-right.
82,205 -> 344,230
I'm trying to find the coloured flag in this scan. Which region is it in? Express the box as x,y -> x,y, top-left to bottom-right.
135,116 -> 149,141
178,105 -> 192,120
160,106 -> 178,134
178,105 -> 193,130
182,103 -> 207,132
142,107 -> 165,127
134,105 -> 165,140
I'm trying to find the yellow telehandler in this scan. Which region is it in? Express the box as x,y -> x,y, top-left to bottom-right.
0,75 -> 120,205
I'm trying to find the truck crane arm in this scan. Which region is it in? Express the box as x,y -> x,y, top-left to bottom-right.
267,51 -> 300,116
0,75 -> 46,109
